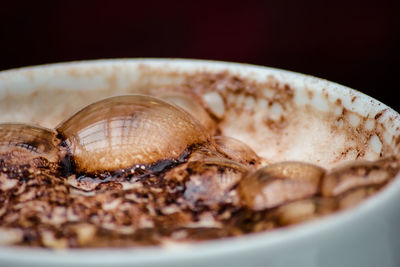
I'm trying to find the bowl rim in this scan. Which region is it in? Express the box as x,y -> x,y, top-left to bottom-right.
1,58 -> 400,265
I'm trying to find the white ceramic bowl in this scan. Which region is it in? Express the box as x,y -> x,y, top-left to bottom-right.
0,59 -> 399,267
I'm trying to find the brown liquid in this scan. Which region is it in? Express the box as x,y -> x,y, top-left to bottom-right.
0,71 -> 399,249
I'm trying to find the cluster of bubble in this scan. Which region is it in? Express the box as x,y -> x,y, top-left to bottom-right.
0,93 -> 398,227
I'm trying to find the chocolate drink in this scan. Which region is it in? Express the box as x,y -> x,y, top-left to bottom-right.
0,67 -> 399,248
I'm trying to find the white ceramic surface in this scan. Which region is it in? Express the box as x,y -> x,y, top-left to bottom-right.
0,59 -> 399,267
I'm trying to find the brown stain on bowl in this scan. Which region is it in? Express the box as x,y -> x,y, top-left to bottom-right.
0,62 -> 399,168
1,61 -> 400,249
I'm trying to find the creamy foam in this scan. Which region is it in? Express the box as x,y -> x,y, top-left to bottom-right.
0,61 -> 399,248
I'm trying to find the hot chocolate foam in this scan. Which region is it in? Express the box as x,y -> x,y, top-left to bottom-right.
0,61 -> 399,248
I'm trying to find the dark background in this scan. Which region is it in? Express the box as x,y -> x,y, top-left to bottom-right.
1,1 -> 399,111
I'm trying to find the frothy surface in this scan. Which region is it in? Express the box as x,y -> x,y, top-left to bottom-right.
0,60 -> 399,248
1,63 -> 398,168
